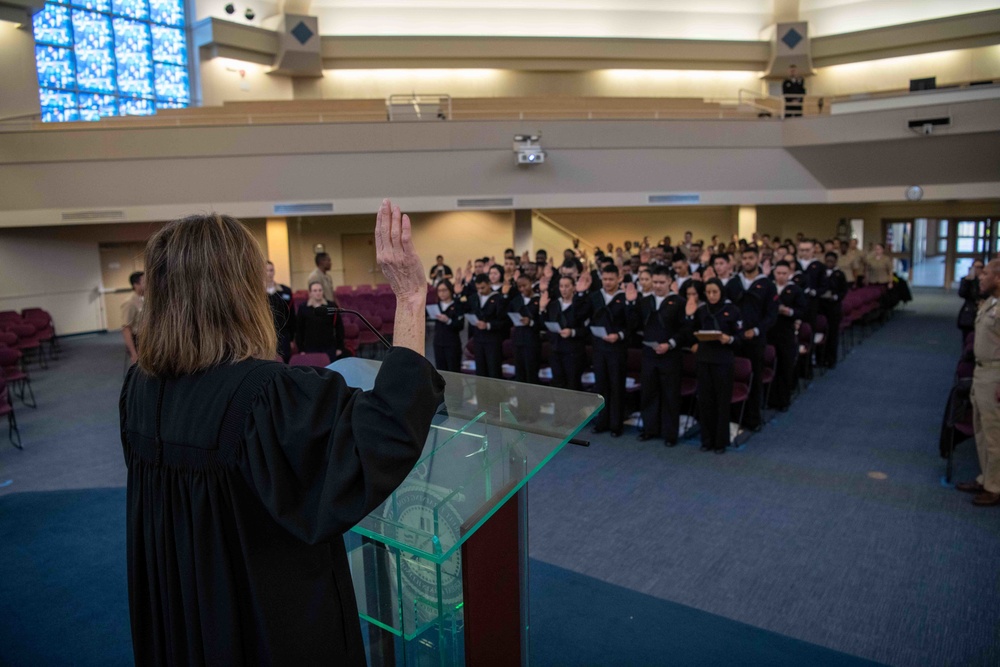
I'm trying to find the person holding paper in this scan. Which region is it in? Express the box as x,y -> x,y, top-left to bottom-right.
541,274 -> 591,423
432,280 -> 465,373
693,278 -> 743,454
631,266 -> 693,447
769,261 -> 807,411
588,264 -> 639,437
469,273 -> 509,379
508,275 -> 542,388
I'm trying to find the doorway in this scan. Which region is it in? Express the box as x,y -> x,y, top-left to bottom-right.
883,217 -> 997,288
341,234 -> 387,287
99,242 -> 146,330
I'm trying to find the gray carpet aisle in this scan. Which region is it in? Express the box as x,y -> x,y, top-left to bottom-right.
527,289 -> 1000,667
1,290 -> 996,666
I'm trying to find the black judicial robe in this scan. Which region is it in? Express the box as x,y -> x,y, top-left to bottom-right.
120,347 -> 444,666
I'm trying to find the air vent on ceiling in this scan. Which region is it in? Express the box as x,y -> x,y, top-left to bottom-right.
273,202 -> 334,215
62,209 -> 125,222
457,197 -> 515,208
648,194 -> 701,205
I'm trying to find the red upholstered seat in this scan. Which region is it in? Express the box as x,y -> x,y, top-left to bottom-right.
289,352 -> 331,367
0,347 -> 34,408
730,357 -> 753,425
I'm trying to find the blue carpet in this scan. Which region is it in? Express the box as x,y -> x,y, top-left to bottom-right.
0,487 -> 879,667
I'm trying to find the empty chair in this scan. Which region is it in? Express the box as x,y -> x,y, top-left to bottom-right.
8,323 -> 46,369
0,346 -> 35,408
342,322 -> 360,355
288,352 -> 331,367
334,285 -> 354,298
0,374 -> 22,449
730,357 -> 753,429
374,283 -> 393,294
354,284 -> 374,296
22,312 -> 57,359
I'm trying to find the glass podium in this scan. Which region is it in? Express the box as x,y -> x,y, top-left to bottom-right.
330,358 -> 604,667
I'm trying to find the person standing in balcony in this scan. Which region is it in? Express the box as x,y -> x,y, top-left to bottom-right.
783,64 -> 806,118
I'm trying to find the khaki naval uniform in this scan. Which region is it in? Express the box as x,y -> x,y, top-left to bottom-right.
306,268 -> 334,303
866,255 -> 893,285
972,296 -> 1000,494
121,293 -> 143,331
838,249 -> 864,282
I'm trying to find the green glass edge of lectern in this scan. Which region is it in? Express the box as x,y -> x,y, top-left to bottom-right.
332,358 -> 604,563
331,357 -> 604,644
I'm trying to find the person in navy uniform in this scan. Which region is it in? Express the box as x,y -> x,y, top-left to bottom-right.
693,278 -> 743,454
782,64 -> 806,117
588,265 -> 639,437
769,261 -> 807,411
541,274 -> 591,424
631,266 -> 694,446
265,260 -> 295,362
431,280 -> 464,373
712,253 -> 744,304
734,246 -> 778,430
508,275 -> 542,386
819,251 -> 849,368
469,273 -> 510,380
795,239 -> 828,327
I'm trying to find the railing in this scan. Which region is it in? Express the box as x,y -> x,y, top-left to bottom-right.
386,93 -> 452,121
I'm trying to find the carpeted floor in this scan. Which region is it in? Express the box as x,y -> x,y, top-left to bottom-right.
0,290 -> 996,666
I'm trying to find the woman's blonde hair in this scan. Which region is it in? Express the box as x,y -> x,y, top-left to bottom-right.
137,214 -> 277,377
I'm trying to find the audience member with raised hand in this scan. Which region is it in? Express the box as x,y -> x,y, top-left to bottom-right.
432,280 -> 464,373
543,274 -> 591,423
958,259 -> 985,345
588,264 -> 638,437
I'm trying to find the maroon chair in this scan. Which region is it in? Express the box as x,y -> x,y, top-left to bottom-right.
375,283 -> 393,294
22,315 -> 57,360
730,356 -> 753,430
356,315 -> 383,348
797,322 -> 814,388
354,284 -> 374,296
334,285 -> 354,299
289,352 -> 331,367
761,345 -> 777,421
0,346 -> 34,408
343,322 -> 360,356
0,374 -> 22,449
8,323 -> 46,369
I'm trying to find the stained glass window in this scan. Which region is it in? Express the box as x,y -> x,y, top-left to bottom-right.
33,0 -> 189,122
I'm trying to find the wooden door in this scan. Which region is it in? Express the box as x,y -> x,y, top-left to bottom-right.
341,234 -> 386,287
100,242 -> 145,330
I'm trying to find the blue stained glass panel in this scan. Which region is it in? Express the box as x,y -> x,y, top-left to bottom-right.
39,89 -> 77,108
69,0 -> 111,12
79,93 -> 119,120
154,63 -> 188,102
33,5 -> 73,46
151,25 -> 185,65
113,0 -> 148,21
114,18 -> 154,97
119,98 -> 155,115
73,10 -> 113,50
148,0 -> 182,26
113,17 -> 151,53
35,46 -> 77,90
42,107 -> 82,122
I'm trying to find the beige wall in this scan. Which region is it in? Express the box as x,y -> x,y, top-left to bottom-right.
531,213 -> 576,260
809,45 -> 1000,97
757,200 -> 1000,247
317,69 -> 766,102
287,210 -> 515,289
198,58 -> 294,107
538,206 -> 739,251
0,22 -> 41,120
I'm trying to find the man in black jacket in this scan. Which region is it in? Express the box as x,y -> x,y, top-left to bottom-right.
469,273 -> 510,380
819,251 -> 850,368
770,261 -> 807,411
735,246 -> 778,430
588,265 -> 639,437
631,266 -> 692,446
796,239 -> 828,327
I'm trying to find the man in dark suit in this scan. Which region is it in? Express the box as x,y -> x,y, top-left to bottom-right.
819,251 -> 850,368
734,246 -> 778,430
469,273 -> 510,380
631,266 -> 692,446
769,261 -> 807,411
796,239 -> 828,327
589,264 -> 638,437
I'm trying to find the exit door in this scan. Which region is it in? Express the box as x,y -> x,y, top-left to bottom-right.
884,217 -> 998,288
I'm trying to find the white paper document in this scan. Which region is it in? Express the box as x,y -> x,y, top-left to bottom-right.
590,326 -> 609,338
425,304 -> 441,319
508,312 -> 527,326
544,322 -> 562,333
643,341 -> 662,349
465,314 -> 480,325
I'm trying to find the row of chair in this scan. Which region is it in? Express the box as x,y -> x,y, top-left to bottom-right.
0,308 -> 59,449
941,331 -> 976,484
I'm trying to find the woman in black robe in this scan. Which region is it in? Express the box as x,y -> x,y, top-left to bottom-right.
120,202 -> 443,665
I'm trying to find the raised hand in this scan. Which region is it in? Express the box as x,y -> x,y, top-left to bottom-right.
624,282 -> 638,302
375,199 -> 425,300
576,272 -> 592,292
685,295 -> 699,316
542,264 -> 554,280
702,266 -> 716,280
539,291 -> 550,310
